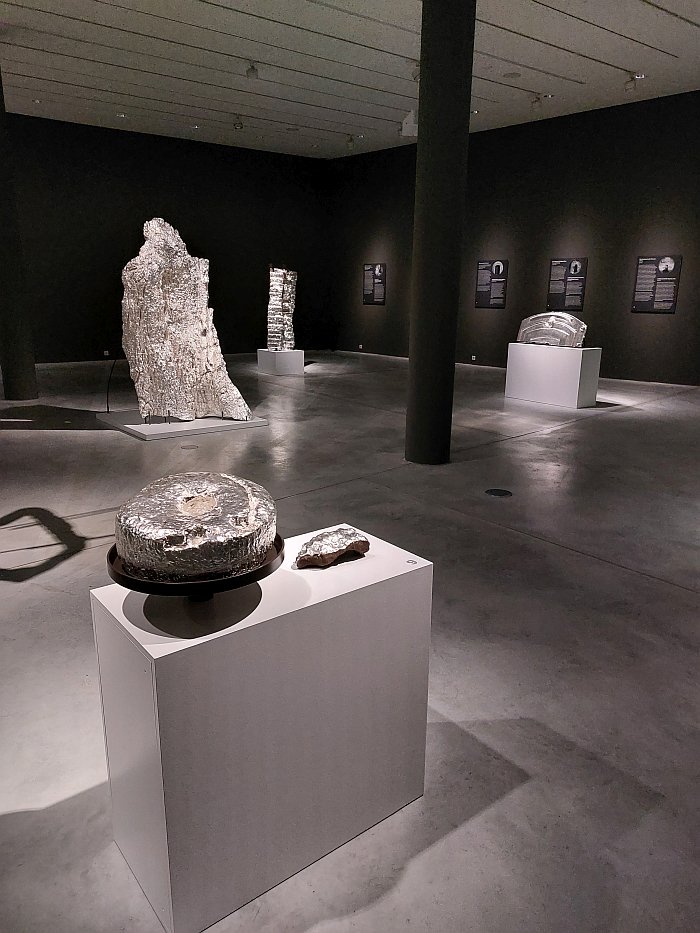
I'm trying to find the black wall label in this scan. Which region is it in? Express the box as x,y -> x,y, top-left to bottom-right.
363,263 -> 386,305
475,259 -> 509,308
547,257 -> 588,311
632,255 -> 682,313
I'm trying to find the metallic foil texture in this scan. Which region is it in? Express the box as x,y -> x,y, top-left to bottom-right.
296,526 -> 370,568
122,219 -> 252,421
517,313 -> 587,348
115,472 -> 276,581
267,266 -> 297,350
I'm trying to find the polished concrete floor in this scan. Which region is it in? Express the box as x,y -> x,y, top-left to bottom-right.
1,352 -> 699,933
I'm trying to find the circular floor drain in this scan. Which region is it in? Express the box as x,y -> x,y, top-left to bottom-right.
485,488 -> 512,498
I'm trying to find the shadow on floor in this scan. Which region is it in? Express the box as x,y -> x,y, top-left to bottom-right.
0,720 -> 529,933
0,508 -> 86,582
0,405 -> 108,430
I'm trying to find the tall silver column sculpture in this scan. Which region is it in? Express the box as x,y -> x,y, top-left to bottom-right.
122,219 -> 252,421
267,266 -> 297,350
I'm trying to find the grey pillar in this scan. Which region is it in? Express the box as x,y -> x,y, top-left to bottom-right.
0,67 -> 38,399
405,0 -> 476,463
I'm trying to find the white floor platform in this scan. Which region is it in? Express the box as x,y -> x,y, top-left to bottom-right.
505,343 -> 602,408
257,348 -> 305,375
91,526 -> 433,933
96,409 -> 267,440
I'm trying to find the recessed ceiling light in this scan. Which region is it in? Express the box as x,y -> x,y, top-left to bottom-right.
246,62 -> 258,80
357,133 -> 364,139
192,124 -> 199,129
116,112 -> 126,118
32,98 -> 41,104
232,116 -> 243,129
543,93 -> 554,99
470,109 -> 479,115
634,72 -> 646,80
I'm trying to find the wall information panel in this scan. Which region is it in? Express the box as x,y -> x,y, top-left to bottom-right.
547,258 -> 588,311
632,255 -> 682,313
363,263 -> 386,305
475,259 -> 509,308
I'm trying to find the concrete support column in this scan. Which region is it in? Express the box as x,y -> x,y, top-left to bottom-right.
0,67 -> 38,400
405,0 -> 476,463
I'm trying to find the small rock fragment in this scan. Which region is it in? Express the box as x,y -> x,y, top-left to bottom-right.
296,526 -> 369,569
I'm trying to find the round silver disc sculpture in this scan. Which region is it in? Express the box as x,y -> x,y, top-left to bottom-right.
113,472 -> 277,589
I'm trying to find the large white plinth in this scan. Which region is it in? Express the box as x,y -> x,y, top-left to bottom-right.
91,527 -> 432,933
505,343 -> 602,408
96,410 -> 267,440
257,348 -> 305,375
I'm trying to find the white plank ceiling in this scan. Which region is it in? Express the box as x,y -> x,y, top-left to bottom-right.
0,0 -> 698,158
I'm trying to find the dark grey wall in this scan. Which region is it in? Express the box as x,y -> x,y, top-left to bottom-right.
9,92 -> 700,384
9,115 -> 332,362
331,92 -> 700,385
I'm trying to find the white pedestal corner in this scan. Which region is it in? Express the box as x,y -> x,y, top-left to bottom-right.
91,527 -> 432,933
257,348 -> 305,375
96,410 -> 267,440
505,343 -> 602,408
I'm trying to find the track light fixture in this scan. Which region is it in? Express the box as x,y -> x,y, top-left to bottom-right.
411,61 -> 420,82
530,96 -> 542,112
232,115 -> 243,130
246,62 -> 258,80
346,134 -> 355,152
625,72 -> 646,93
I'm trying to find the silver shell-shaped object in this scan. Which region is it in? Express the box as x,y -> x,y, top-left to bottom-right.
517,312 -> 587,347
115,472 -> 276,581
296,526 -> 369,569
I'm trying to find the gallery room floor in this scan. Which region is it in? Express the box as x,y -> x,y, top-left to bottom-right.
1,351 -> 699,933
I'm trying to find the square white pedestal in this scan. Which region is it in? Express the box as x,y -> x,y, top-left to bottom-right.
505,343 -> 602,408
96,410 -> 267,440
257,348 -> 305,375
91,527 -> 432,933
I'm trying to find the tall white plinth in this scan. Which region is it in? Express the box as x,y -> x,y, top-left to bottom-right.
505,343 -> 602,408
91,527 -> 432,933
257,348 -> 305,375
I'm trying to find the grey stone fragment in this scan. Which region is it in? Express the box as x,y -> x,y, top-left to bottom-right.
267,266 -> 297,350
296,526 -> 370,568
517,313 -> 587,347
122,218 -> 252,421
115,471 -> 276,581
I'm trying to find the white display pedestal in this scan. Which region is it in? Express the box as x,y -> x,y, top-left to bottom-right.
257,348 -> 305,375
96,410 -> 267,441
91,527 -> 432,933
505,343 -> 602,408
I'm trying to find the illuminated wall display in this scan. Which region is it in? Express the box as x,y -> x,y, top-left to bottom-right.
363,263 -> 386,305
547,257 -> 588,311
475,259 -> 509,308
632,255 -> 683,313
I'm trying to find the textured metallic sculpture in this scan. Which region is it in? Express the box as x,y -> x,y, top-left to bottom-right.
267,266 -> 297,350
115,472 -> 276,581
517,313 -> 587,348
122,219 -> 252,421
296,526 -> 370,568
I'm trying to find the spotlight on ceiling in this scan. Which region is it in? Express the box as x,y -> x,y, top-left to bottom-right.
530,96 -> 542,112
116,112 -> 127,118
400,109 -> 419,138
357,133 -> 365,139
470,109 -> 479,115
192,124 -> 199,129
634,72 -> 646,80
543,93 -> 554,99
32,98 -> 41,104
246,62 -> 258,80
232,116 -> 243,129
346,134 -> 355,152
